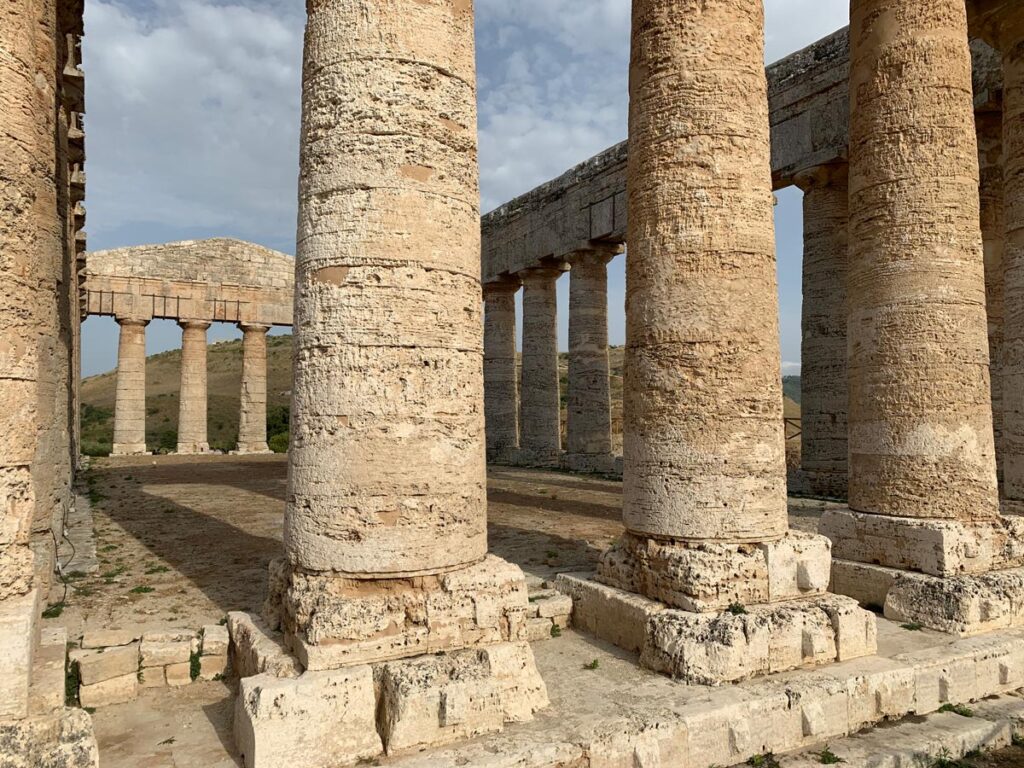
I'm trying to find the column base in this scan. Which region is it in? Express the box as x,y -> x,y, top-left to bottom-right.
174,443 -> 211,456
513,449 -> 562,469
597,530 -> 833,613
790,468 -> 848,501
820,507 -> 1024,577
555,572 -> 876,685
265,554 -> 533,671
561,452 -> 618,475
831,558 -> 1024,637
234,641 -> 547,768
110,444 -> 151,457
486,446 -> 520,466
231,444 -> 273,456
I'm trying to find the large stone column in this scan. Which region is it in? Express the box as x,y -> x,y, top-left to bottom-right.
236,323 -> 271,455
823,0 -> 1024,634
176,320 -> 211,455
795,163 -> 849,499
483,279 -> 520,464
978,108 -> 1007,490
565,248 -> 616,474
579,0 -> 875,685
518,266 -> 562,467
261,1 -> 546,721
111,318 -> 150,456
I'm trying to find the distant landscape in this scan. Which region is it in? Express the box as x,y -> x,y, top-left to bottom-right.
80,336 -> 801,456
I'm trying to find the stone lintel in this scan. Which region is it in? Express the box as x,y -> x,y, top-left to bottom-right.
270,555 -> 531,671
820,508 -> 1024,577
596,531 -> 832,613
556,573 -> 876,685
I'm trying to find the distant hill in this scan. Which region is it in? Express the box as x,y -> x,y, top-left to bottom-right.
80,338 -> 800,455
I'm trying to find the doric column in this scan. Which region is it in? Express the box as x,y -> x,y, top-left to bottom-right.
518,266 -> 563,467
236,323 -> 271,455
483,279 -> 520,464
176,320 -> 211,455
584,0 -> 874,685
795,163 -> 849,499
978,108 -> 1007,490
111,318 -> 150,456
565,248 -> 617,474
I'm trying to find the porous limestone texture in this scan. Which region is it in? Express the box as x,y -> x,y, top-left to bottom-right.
227,611 -> 301,680
235,665 -> 382,768
377,642 -> 549,755
623,0 -> 788,543
795,164 -> 849,500
175,320 -> 211,455
482,280 -> 520,464
845,0 -> 999,524
268,555 -> 532,671
565,248 -> 616,474
286,0 -> 487,578
518,267 -> 563,468
597,531 -> 832,613
0,707 -> 98,768
556,574 -> 876,686
0,591 -> 39,720
236,324 -> 270,454
111,318 -> 149,456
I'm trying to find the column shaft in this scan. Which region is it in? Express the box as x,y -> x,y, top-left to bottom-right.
112,319 -> 149,455
797,165 -> 849,499
237,324 -> 270,454
519,268 -> 562,467
286,0 -> 486,577
176,321 -> 210,454
846,0 -> 998,524
566,249 -> 614,472
483,282 -> 519,463
623,0 -> 786,542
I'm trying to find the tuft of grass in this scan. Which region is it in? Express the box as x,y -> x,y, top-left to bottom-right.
583,659 -> 600,671
43,602 -> 65,619
158,737 -> 175,746
816,746 -> 845,765
218,617 -> 228,626
65,655 -> 80,707
929,747 -> 975,768
145,565 -> 170,575
84,707 -> 96,715
727,602 -> 748,616
901,622 -> 925,632
101,566 -> 125,579
1013,732 -> 1024,747
545,550 -> 559,559
129,585 -> 155,595
938,702 -> 974,717
189,651 -> 201,681
550,624 -> 562,638
747,754 -> 780,768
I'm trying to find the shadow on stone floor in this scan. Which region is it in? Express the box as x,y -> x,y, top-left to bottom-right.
488,488 -> 622,522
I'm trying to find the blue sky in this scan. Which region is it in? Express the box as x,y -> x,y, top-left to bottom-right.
80,0 -> 849,378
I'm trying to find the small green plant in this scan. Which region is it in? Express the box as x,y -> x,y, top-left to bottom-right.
1013,732 -> 1024,747
901,622 -> 925,631
218,617 -> 228,626
129,585 -> 155,595
583,659 -> 600,671
158,737 -> 175,746
65,656 -> 80,707
929,747 -> 974,768
550,624 -> 562,638
815,746 -> 844,765
65,570 -> 87,581
101,566 -> 125,579
189,651 -> 201,681
747,754 -> 780,768
727,602 -> 747,616
545,550 -> 559,559
145,565 -> 170,575
42,602 -> 65,619
84,707 -> 96,715
99,544 -> 119,553
938,702 -> 974,718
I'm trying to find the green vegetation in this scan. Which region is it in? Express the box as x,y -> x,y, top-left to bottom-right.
65,653 -> 80,707
815,746 -> 844,764
42,602 -> 65,619
727,602 -> 748,616
901,622 -> 925,632
747,753 -> 780,768
938,702 -> 974,718
550,624 -> 562,638
189,651 -> 201,682
129,585 -> 155,595
583,659 -> 600,671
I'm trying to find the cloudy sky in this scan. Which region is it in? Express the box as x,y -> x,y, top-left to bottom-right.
80,0 -> 850,378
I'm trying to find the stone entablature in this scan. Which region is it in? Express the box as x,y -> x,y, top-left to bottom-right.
82,238 -> 294,326
480,29 -> 1001,285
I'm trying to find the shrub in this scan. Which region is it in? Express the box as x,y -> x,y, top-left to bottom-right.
269,431 -> 289,454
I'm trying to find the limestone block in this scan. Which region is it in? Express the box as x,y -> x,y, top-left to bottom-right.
0,707 -> 99,768
201,624 -> 229,656
80,628 -> 142,649
895,644 -> 980,715
165,662 -> 192,687
554,572 -> 665,654
586,716 -> 687,768
139,639 -> 191,668
535,594 -> 572,620
784,674 -> 849,746
234,667 -> 382,768
227,611 -> 302,679
200,654 -> 229,681
378,643 -> 547,755
77,642 -> 139,686
79,672 -> 137,708
29,628 -> 68,716
524,618 -> 555,643
0,589 -> 38,719
842,657 -> 916,733
829,559 -> 898,610
138,666 -> 165,688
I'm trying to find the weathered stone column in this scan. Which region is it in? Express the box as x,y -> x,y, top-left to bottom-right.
978,108 -> 1007,488
518,266 -> 562,467
795,163 -> 849,499
111,318 -> 150,456
565,248 -> 616,474
577,0 -> 875,685
176,320 -> 211,455
258,3 -> 547,731
236,323 -> 271,455
483,279 -> 520,464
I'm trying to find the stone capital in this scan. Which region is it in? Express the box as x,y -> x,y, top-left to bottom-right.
177,319 -> 212,331
517,265 -> 565,285
238,322 -> 271,334
566,246 -> 620,268
482,276 -> 521,297
968,1 -> 1024,49
114,316 -> 149,328
793,162 -> 849,192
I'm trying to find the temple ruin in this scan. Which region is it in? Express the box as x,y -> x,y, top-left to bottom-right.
5,0 -> 1024,766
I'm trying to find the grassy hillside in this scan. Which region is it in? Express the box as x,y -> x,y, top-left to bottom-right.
81,336 -> 800,456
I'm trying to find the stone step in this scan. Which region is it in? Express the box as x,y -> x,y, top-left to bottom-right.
29,627 -> 68,715
773,695 -> 1024,768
